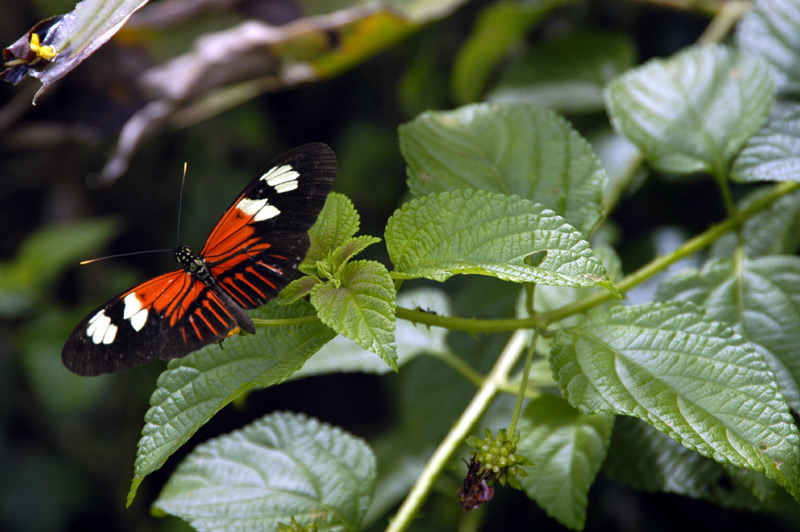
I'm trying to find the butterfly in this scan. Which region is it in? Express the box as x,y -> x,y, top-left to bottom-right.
62,143 -> 336,376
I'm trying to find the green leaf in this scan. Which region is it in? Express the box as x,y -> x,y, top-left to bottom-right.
711,185 -> 800,257
294,288 -> 451,377
362,435 -> 427,529
17,218 -> 118,287
656,256 -> 800,411
450,0 -> 574,103
551,301 -> 800,501
736,0 -> 800,96
399,102 -> 606,235
517,395 -> 614,531
488,31 -> 636,114
591,129 -> 647,212
277,276 -> 321,304
603,416 -> 799,512
329,235 -> 382,269
303,192 -> 360,268
154,412 -> 376,532
528,244 -> 623,315
128,300 -> 335,504
731,105 -> 800,183
19,310 -> 111,415
385,190 -> 617,295
605,44 -> 775,175
0,218 -> 118,318
311,260 -> 397,371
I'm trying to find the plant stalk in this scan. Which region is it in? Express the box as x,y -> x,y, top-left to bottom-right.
507,329 -> 537,436
385,329 -> 529,532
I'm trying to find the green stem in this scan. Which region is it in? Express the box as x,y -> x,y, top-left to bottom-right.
395,306 -> 544,333
496,375 -> 542,399
709,154 -> 737,216
507,330 -> 537,436
628,0 -> 738,17
385,330 -> 528,532
432,351 -> 486,388
525,282 -> 535,316
252,315 -> 319,327
697,1 -> 750,45
542,180 -> 799,323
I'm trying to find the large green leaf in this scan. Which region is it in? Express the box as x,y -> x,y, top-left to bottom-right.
736,0 -> 800,96
311,260 -> 397,371
603,416 -> 799,511
517,395 -> 614,531
656,256 -> 800,411
154,412 -> 376,532
711,185 -> 800,257
399,102 -> 606,235
731,105 -> 800,183
385,190 -> 617,294
551,301 -> 800,500
128,301 -> 335,503
605,44 -> 775,175
488,31 -> 636,114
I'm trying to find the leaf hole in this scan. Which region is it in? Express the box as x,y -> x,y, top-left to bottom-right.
524,250 -> 547,267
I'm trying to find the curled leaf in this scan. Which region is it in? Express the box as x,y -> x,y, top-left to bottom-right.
0,0 -> 150,102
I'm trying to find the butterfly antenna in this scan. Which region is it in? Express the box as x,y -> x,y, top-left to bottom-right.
176,162 -> 189,246
81,164 -> 189,266
80,248 -> 173,265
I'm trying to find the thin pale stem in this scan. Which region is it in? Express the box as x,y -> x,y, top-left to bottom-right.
385,330 -> 528,532
252,315 -> 319,327
432,351 -> 486,388
697,1 -> 751,45
507,329 -> 537,436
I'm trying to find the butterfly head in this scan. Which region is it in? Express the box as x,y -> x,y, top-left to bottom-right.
175,245 -> 214,285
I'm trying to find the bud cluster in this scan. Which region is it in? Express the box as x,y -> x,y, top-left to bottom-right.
458,428 -> 533,510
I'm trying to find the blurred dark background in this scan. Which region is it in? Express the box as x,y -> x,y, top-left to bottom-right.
1,1 -> 797,531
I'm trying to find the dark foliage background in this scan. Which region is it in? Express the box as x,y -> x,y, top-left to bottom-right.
1,1 -> 797,531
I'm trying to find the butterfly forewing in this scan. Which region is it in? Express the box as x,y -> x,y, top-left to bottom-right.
62,143 -> 336,375
202,143 -> 336,309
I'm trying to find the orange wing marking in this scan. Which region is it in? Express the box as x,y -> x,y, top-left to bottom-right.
201,197 -> 260,258
124,271 -> 197,329
203,298 -> 228,329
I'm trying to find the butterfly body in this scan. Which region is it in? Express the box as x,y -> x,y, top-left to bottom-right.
63,143 -> 336,376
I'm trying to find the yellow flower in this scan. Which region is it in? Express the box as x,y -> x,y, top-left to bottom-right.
29,32 -> 57,62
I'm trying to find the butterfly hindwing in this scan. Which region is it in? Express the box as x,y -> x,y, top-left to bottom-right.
62,271 -> 244,375
62,143 -> 336,375
201,143 -> 336,309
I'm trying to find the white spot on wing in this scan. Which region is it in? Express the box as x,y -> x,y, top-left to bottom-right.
123,292 -> 148,332
237,197 -> 281,221
102,325 -> 117,344
86,310 -> 118,344
273,181 -> 298,193
260,164 -> 299,193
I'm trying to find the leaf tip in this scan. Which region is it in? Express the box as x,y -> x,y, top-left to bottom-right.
126,477 -> 143,507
